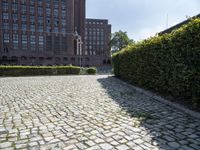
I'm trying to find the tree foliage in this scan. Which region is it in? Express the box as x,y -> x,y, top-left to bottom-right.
110,30 -> 134,52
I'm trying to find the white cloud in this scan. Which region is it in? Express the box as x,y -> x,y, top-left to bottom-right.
133,25 -> 165,41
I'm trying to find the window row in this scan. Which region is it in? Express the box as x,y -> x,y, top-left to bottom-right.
2,23 -> 66,33
2,8 -> 66,17
0,56 -> 87,63
86,21 -> 105,25
85,31 -> 104,36
2,13 -> 66,25
3,33 -> 44,50
85,41 -> 105,46
2,2 -> 66,11
85,36 -> 104,41
86,28 -> 104,32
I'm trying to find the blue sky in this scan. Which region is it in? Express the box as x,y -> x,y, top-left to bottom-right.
86,0 -> 200,41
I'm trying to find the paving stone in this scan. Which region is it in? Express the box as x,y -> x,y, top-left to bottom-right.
181,145 -> 196,150
63,145 -> 77,150
95,138 -> 105,143
190,144 -> 200,150
134,139 -> 144,144
28,142 -> 38,147
110,140 -> 119,146
76,143 -> 88,149
44,137 -> 54,142
116,144 -> 129,150
15,143 -> 27,149
0,142 -> 12,148
0,75 -> 200,149
163,135 -> 175,142
99,143 -> 113,150
86,145 -> 101,150
168,142 -> 180,148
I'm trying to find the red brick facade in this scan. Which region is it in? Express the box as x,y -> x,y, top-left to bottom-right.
85,19 -> 111,66
0,0 -> 111,67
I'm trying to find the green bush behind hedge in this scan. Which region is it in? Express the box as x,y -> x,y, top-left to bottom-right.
86,67 -> 97,75
112,19 -> 200,107
0,66 -> 81,76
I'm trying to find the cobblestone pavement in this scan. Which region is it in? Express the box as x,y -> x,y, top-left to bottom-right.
0,75 -> 200,150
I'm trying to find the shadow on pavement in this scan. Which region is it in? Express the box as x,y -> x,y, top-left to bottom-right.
97,76 -> 200,150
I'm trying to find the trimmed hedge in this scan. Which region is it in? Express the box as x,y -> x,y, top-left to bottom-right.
112,19 -> 200,108
0,66 -> 81,76
86,67 -> 97,75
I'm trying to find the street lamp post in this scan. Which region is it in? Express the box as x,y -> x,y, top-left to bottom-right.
74,30 -> 83,67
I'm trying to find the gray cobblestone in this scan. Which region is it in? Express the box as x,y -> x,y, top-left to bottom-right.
0,75 -> 200,149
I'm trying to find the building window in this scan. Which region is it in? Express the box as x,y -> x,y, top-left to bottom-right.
46,8 -> 51,16
54,27 -> 59,33
3,13 -> 9,20
54,1 -> 59,9
37,0 -> 43,6
21,5 -> 27,13
30,6 -> 35,14
62,20 -> 66,26
39,36 -> 44,50
13,23 -> 18,30
12,3 -> 18,11
46,0 -> 51,7
61,0 -> 66,9
30,25 -> 35,32
62,10 -> 66,18
3,23 -> 9,30
21,0 -> 26,5
38,16 -> 44,24
38,26 -> 43,32
30,35 -> 36,51
54,19 -> 59,26
54,9 -> 59,17
30,15 -> 35,23
22,24 -> 27,31
3,33 -> 9,43
21,15 -> 27,22
12,13 -> 18,21
30,0 -> 35,5
13,34 -> 18,49
38,7 -> 43,15
22,34 -> 27,50
46,18 -> 51,25
3,2 -> 9,10
46,26 -> 51,32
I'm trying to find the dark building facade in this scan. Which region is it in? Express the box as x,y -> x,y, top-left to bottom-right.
0,0 -> 111,67
85,19 -> 111,66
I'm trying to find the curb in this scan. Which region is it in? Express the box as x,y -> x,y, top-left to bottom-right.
114,77 -> 200,120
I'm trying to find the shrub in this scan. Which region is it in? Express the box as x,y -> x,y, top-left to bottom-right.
112,19 -> 200,108
86,67 -> 97,75
0,66 -> 81,76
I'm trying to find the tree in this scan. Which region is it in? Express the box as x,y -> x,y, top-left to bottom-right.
110,30 -> 134,52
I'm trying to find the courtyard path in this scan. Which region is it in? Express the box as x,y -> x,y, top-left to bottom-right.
0,75 -> 200,150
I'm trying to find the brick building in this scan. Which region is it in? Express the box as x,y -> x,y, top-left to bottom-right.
85,19 -> 111,66
0,0 -> 111,67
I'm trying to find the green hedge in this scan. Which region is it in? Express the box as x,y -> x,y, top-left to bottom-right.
0,66 -> 81,76
112,19 -> 200,108
86,67 -> 97,75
